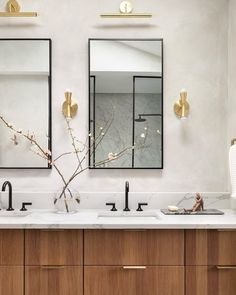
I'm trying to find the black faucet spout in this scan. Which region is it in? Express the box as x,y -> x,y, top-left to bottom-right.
123,181 -> 130,212
2,181 -> 14,211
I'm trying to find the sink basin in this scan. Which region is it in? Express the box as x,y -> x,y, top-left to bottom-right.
97,211 -> 160,220
0,210 -> 31,217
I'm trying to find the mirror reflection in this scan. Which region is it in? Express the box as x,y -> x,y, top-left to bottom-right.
89,39 -> 163,169
0,39 -> 51,169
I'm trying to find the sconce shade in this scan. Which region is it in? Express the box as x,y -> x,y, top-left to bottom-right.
62,91 -> 78,118
100,1 -> 152,18
0,0 -> 37,17
174,89 -> 190,119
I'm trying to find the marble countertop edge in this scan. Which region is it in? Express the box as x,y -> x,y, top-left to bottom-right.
0,209 -> 235,229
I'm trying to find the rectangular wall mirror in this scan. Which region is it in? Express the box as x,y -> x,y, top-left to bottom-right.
89,39 -> 163,169
0,39 -> 51,169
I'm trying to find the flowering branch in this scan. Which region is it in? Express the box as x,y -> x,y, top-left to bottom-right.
0,111 -> 142,212
0,115 -> 74,199
0,98 -> 151,213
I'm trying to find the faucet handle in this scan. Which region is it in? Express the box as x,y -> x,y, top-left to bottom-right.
136,203 -> 148,212
106,203 -> 117,212
20,202 -> 32,211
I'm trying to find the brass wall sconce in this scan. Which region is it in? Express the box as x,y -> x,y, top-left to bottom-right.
174,89 -> 190,119
231,138 -> 236,146
0,0 -> 37,17
62,90 -> 78,119
100,1 -> 152,18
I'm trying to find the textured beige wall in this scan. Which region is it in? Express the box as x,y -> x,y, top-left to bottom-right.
228,0 -> 236,192
228,0 -> 236,144
0,0 -> 229,192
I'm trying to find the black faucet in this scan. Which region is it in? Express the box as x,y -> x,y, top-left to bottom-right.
123,181 -> 130,211
2,181 -> 14,211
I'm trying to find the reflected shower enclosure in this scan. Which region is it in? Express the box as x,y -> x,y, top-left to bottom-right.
89,39 -> 163,169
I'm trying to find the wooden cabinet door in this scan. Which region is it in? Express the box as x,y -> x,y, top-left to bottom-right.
186,230 -> 236,265
25,230 -> 83,265
0,230 -> 24,265
0,267 -> 23,295
84,229 -> 184,265
186,266 -> 236,295
25,266 -> 83,295
84,266 -> 184,295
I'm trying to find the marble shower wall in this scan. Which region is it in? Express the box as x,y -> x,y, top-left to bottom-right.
0,0 -> 230,194
94,93 -> 133,168
94,93 -> 162,168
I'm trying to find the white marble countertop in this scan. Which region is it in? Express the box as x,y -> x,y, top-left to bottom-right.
0,209 -> 236,229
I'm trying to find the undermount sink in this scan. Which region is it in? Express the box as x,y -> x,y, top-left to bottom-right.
97,211 -> 160,220
0,210 -> 31,217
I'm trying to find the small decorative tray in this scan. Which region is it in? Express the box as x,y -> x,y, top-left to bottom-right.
161,209 -> 224,215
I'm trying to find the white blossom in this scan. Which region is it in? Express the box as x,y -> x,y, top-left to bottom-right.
108,152 -> 117,160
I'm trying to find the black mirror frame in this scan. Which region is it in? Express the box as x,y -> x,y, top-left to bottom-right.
0,38 -> 52,170
88,38 -> 164,170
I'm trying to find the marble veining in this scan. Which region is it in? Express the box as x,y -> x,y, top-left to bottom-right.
0,190 -> 233,229
0,209 -> 235,229
0,191 -> 230,211
94,93 -> 162,168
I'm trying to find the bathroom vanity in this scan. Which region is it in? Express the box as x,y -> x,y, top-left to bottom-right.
0,210 -> 236,295
0,0 -> 235,295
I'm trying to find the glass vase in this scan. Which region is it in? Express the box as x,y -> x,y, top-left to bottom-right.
54,186 -> 80,214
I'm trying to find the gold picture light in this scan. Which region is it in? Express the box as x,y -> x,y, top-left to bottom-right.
100,1 -> 152,18
62,90 -> 78,119
174,89 -> 190,119
0,0 -> 37,17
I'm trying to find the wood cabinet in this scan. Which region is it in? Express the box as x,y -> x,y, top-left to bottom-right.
25,230 -> 83,265
0,228 -> 235,294
0,230 -> 24,295
25,230 -> 83,295
25,266 -> 83,295
0,230 -> 24,265
84,229 -> 184,265
0,266 -> 23,295
85,266 -> 184,295
186,229 -> 236,265
186,230 -> 236,295
85,230 -> 185,295
186,266 -> 236,295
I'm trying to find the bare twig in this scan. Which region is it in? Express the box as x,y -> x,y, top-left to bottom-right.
65,118 -> 83,171
0,110 -> 147,208
0,115 -> 73,199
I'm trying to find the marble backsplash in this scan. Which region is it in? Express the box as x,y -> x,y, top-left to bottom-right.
0,191 -> 230,211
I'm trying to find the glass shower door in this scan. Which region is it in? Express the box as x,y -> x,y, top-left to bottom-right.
133,76 -> 163,168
